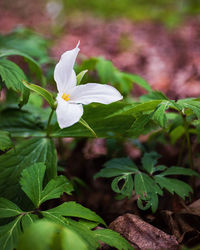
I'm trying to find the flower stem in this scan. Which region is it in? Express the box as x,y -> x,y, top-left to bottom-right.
46,109 -> 55,137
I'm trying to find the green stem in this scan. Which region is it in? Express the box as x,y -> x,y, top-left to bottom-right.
182,113 -> 194,169
46,109 -> 55,137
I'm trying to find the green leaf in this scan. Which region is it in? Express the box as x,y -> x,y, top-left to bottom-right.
96,58 -> 115,83
127,114 -> 151,136
141,152 -> 160,174
108,100 -> 162,118
0,49 -> 45,85
169,125 -> 185,144
134,172 -> 163,212
47,201 -> 106,226
0,198 -> 23,218
0,138 -> 57,203
94,229 -> 134,250
0,130 -> 13,151
123,73 -> 152,92
0,215 -> 22,250
20,163 -> 46,207
140,91 -> 168,101
152,101 -> 170,128
22,80 -> 55,109
40,175 -> 74,204
79,118 -> 97,137
159,166 -> 200,177
76,70 -> 88,85
0,58 -> 29,105
94,158 -> 138,179
155,176 -> 193,199
111,175 -> 133,198
178,100 -> 200,119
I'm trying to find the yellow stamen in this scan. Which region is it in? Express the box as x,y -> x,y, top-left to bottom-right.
62,93 -> 70,101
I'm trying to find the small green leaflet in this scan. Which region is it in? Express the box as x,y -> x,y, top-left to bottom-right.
79,118 -> 97,137
94,229 -> 134,250
46,201 -> 106,226
0,198 -> 23,218
159,166 -> 200,177
22,80 -> 55,109
152,101 -> 170,128
0,130 -> 13,151
122,73 -> 152,92
0,58 -> 29,106
20,163 -> 73,207
0,215 -> 22,250
155,176 -> 193,199
111,175 -> 134,198
141,152 -> 160,174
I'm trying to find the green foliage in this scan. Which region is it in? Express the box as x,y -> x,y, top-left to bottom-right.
0,163 -> 131,250
22,80 -> 55,109
0,58 -> 29,106
0,130 -> 13,151
78,57 -> 152,95
0,138 -> 57,202
95,153 -> 199,212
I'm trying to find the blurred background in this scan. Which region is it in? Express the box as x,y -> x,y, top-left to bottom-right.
0,0 -> 200,98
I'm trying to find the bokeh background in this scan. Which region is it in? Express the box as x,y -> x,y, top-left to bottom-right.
1,0 -> 200,98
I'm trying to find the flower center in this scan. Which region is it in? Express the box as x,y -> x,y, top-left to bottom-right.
62,93 -> 70,101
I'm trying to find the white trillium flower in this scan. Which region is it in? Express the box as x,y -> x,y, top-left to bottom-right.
54,42 -> 123,129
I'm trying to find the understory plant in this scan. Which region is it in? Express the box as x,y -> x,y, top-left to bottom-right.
0,29 -> 199,249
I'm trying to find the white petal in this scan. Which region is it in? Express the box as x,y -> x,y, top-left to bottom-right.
54,42 -> 80,93
70,83 -> 123,105
56,95 -> 83,128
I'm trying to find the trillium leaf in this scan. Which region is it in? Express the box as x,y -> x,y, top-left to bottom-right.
93,229 -> 134,250
0,130 -> 13,151
169,125 -> 185,144
76,70 -> 88,85
22,80 -> 55,109
0,198 -> 23,218
0,58 -> 29,106
46,201 -> 106,226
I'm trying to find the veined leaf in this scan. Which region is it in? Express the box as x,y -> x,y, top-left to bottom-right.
122,73 -> 152,92
141,152 -> 160,174
0,215 -> 22,250
152,101 -> 170,128
0,198 -> 23,218
79,118 -> 97,137
140,91 -> 168,101
0,58 -> 29,106
22,80 -> 55,109
94,229 -> 134,250
0,138 -> 57,203
159,166 -> 200,177
155,176 -> 193,199
21,214 -> 38,231
20,163 -> 46,207
0,49 -> 45,85
47,201 -> 106,226
94,158 -> 138,179
40,175 -> 74,204
127,114 -> 151,136
0,130 -> 13,151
